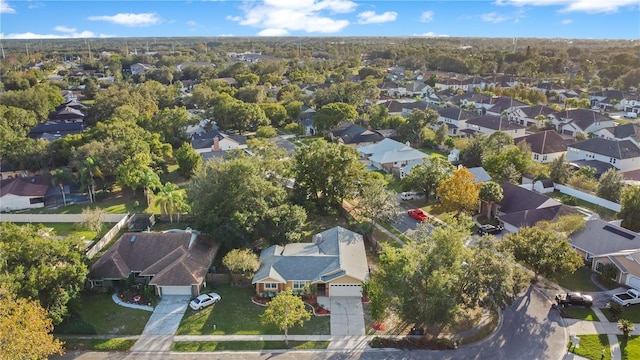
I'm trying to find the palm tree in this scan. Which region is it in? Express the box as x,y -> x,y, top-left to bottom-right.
619,319 -> 635,339
78,157 -> 102,203
50,168 -> 72,207
140,168 -> 161,209
155,182 -> 186,223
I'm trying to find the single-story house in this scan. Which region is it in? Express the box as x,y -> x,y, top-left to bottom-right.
357,138 -> 428,178
190,130 -> 248,154
570,219 -> 640,289
330,123 -> 386,147
252,226 -> 369,297
496,182 -> 578,233
88,231 -> 220,297
0,175 -> 50,211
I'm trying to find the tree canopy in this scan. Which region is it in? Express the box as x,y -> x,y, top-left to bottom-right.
260,289 -> 311,345
436,167 -> 480,214
619,186 -> 640,232
401,156 -> 453,200
0,222 -> 88,324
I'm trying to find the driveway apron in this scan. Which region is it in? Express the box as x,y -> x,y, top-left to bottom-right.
130,295 -> 190,352
329,296 -> 365,336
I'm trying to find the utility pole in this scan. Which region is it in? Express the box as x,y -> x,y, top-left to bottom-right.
25,43 -> 29,58
0,43 -> 5,60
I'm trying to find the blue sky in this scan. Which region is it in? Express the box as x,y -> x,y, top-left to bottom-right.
1,0 -> 638,39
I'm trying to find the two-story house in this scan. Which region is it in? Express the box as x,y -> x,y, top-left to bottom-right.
594,123 -> 640,146
507,105 -> 557,128
357,138 -> 428,178
436,107 -> 478,137
464,114 -> 527,138
566,137 -> 640,175
514,130 -> 571,163
550,108 -> 616,138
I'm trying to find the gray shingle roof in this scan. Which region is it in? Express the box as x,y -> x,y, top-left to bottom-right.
570,219 -> 640,256
252,226 -> 368,284
568,138 -> 640,159
515,130 -> 569,154
467,115 -> 527,131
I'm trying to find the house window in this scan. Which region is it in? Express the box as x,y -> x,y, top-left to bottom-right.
542,155 -> 548,161
292,281 -> 306,290
534,154 -> 540,160
610,158 -> 617,164
92,280 -> 103,287
264,283 -> 277,290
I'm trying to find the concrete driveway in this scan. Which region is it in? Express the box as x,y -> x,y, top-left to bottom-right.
329,296 -> 365,336
130,295 -> 190,352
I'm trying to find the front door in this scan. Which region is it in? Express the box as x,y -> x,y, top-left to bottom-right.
317,283 -> 327,296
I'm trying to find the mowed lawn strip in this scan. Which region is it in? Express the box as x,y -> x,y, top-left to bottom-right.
560,307 -> 599,321
62,338 -> 136,351
619,335 -> 640,360
54,292 -> 152,335
176,286 -> 329,335
171,340 -> 330,351
568,334 -> 611,360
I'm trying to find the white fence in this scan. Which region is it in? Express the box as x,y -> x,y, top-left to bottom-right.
0,213 -> 127,223
554,184 -> 621,212
85,214 -> 130,259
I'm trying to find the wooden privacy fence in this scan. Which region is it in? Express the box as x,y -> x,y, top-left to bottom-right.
85,214 -> 130,259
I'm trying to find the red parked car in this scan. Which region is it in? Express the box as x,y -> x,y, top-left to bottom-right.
407,209 -> 429,222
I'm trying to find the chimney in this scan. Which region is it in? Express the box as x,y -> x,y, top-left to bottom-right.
314,234 -> 323,244
213,137 -> 220,151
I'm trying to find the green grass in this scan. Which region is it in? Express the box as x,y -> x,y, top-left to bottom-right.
554,266 -> 602,292
61,338 -> 136,351
372,226 -> 403,248
176,286 -> 330,335
36,222 -> 98,240
560,307 -> 599,321
619,335 -> 640,360
379,221 -> 410,244
171,340 -> 330,351
601,306 -> 640,323
378,171 -> 403,193
547,192 -> 617,221
568,334 -> 611,360
418,148 -> 448,159
294,137 -> 324,147
54,292 -> 152,335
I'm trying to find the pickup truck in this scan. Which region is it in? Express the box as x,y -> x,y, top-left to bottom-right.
611,289 -> 640,306
555,292 -> 593,307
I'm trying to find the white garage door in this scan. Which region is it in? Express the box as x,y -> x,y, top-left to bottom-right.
627,276 -> 640,291
329,284 -> 362,297
159,286 -> 192,296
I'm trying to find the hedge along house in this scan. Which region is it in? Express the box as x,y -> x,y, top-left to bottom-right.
87,231 -> 220,297
252,226 -> 369,297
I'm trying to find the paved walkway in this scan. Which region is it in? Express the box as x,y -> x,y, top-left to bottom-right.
111,293 -> 154,312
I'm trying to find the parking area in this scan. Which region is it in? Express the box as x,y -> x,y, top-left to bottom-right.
140,295 -> 190,335
328,296 -> 365,336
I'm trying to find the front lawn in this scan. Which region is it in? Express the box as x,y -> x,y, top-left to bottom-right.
54,292 -> 152,335
554,266 -> 602,292
568,334 -> 610,360
171,340 -> 330,351
601,306 -> 640,323
37,222 -> 99,240
619,335 -> 640,360
61,338 -> 136,351
559,307 -> 599,321
175,286 -> 330,335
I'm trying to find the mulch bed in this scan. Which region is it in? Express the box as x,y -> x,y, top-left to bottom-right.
250,295 -> 331,316
118,287 -> 154,307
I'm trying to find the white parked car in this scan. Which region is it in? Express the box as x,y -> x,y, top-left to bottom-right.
401,191 -> 418,201
189,292 -> 221,310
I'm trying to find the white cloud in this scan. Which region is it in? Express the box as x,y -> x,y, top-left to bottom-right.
419,11 -> 434,23
561,18 -> 573,24
493,0 -> 638,14
187,20 -> 199,27
88,13 -> 161,27
229,0 -> 356,35
54,26 -> 76,33
412,32 -> 449,38
258,28 -> 290,36
28,1 -> 45,9
1,0 -> 15,13
481,12 -> 508,23
1,30 -> 115,39
357,10 -> 397,24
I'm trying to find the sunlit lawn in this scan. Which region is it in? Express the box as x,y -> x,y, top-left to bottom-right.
568,334 -> 610,360
61,338 -> 136,351
38,222 -> 99,240
175,286 -> 329,335
620,335 -> 640,360
560,307 -> 599,321
55,292 -> 152,335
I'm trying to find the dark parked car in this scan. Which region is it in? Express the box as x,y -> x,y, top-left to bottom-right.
555,292 -> 593,307
477,224 -> 504,235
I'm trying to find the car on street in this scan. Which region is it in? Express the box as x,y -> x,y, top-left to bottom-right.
401,191 -> 418,201
477,224 -> 504,235
189,292 -> 221,310
555,292 -> 593,307
408,208 -> 429,222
